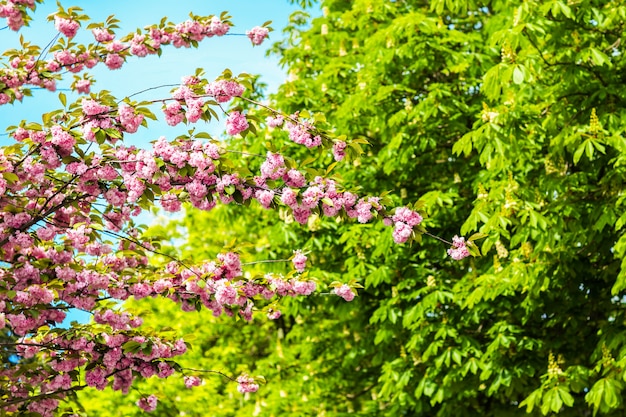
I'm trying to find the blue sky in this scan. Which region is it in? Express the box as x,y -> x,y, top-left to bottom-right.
1,0 -> 310,140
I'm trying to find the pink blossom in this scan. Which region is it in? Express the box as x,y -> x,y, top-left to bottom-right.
118,104 -> 144,133
204,80 -> 244,103
85,366 -> 108,390
185,97 -> 204,123
50,125 -> 75,151
54,16 -> 80,38
225,111 -> 249,136
236,374 -> 259,393
74,79 -> 91,94
292,207 -> 311,224
163,101 -> 184,126
43,79 -> 57,91
246,26 -> 269,45
215,281 -> 237,305
292,250 -> 307,272
281,188 -> 298,208
104,53 -> 124,70
333,284 -> 355,302
45,59 -> 61,72
130,34 -> 148,57
285,121 -> 319,148
301,186 -> 323,209
260,152 -> 286,180
136,395 -> 158,412
354,200 -> 374,223
292,280 -> 316,295
106,40 -> 126,52
157,362 -> 174,378
447,235 -> 471,260
208,16 -> 230,36
184,376 -> 202,388
392,207 -> 423,226
256,189 -> 275,209
182,75 -> 200,85
266,114 -> 284,128
283,169 -> 306,188
333,140 -> 347,161
53,50 -> 76,66
81,98 -> 110,116
392,222 -> 413,244
92,27 -> 115,42
267,309 -> 281,320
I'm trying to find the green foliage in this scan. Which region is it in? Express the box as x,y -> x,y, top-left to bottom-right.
84,0 -> 626,415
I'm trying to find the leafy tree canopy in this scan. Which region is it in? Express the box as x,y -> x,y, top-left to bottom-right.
89,0 -> 626,416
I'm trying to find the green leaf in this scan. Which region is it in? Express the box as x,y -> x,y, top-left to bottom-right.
513,65 -> 525,84
558,387 -> 575,407
589,48 -> 611,67
573,141 -> 587,164
468,232 -> 488,242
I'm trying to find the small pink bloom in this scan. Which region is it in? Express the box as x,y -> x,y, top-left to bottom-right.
256,189 -> 275,209
54,16 -> 80,38
105,53 -> 124,70
163,101 -> 184,126
333,284 -> 355,302
246,26 -> 269,45
333,140 -> 347,161
447,235 -> 471,260
267,309 -> 281,320
236,374 -> 259,393
136,394 -> 158,412
184,376 -> 202,388
266,114 -> 284,128
204,80 -> 244,103
92,27 -> 115,42
209,16 -> 230,36
74,79 -> 91,94
292,250 -> 307,272
392,221 -> 413,244
226,111 -> 249,136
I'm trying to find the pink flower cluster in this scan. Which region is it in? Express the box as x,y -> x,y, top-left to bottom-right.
0,14 -> 235,105
8,329 -> 188,415
92,27 -> 115,42
266,114 -> 284,128
292,250 -> 307,272
1,242 -> 323,413
246,26 -> 269,45
447,235 -> 471,260
285,119 -> 322,148
236,374 -> 259,393
137,395 -> 158,412
74,79 -> 91,94
226,111 -> 249,136
265,274 -> 317,299
333,140 -> 347,162
54,16 -> 80,38
159,78 -> 246,127
333,284 -> 355,302
184,376 -> 202,388
0,0 -> 36,31
205,79 -> 245,103
387,206 -> 423,244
